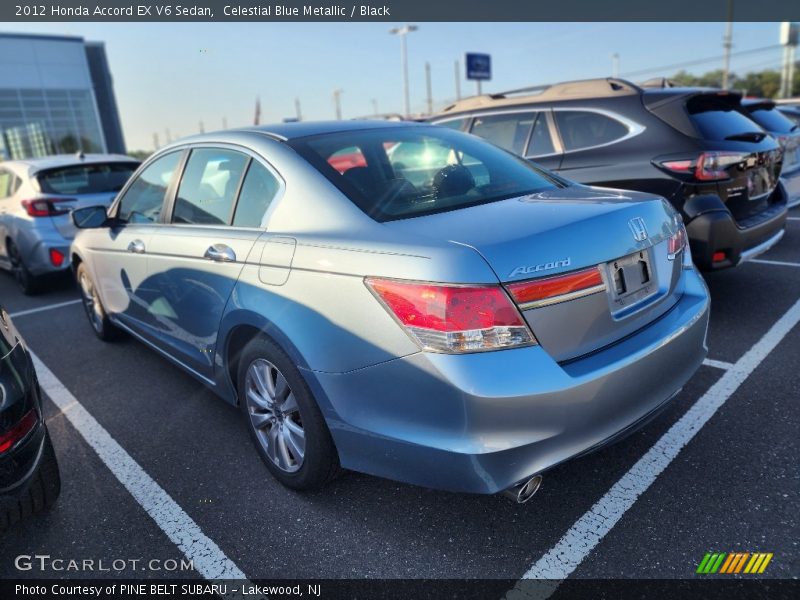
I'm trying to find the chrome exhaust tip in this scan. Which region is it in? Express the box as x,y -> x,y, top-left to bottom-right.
502,474 -> 543,504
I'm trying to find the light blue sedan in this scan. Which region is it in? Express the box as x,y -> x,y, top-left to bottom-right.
70,121 -> 709,501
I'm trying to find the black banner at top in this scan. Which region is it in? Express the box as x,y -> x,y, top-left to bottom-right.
3,0 -> 800,22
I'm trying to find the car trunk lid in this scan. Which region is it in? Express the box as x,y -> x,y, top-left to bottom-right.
384,186 -> 685,361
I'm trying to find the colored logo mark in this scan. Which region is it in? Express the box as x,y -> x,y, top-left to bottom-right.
696,552 -> 773,574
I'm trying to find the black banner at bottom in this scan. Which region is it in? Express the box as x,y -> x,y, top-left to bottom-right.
2,579 -> 798,600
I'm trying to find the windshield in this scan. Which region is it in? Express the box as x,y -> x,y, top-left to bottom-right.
37,161 -> 139,195
289,126 -> 562,221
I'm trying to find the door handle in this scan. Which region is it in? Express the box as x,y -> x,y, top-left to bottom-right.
204,243 -> 236,263
127,239 -> 146,254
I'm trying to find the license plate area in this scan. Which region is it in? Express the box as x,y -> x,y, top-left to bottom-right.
605,250 -> 657,314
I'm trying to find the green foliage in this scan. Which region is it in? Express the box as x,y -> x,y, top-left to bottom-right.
669,63 -> 799,98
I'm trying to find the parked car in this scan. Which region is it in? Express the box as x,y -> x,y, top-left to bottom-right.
773,99 -> 800,126
0,154 -> 140,294
740,99 -> 800,208
70,122 -> 709,501
430,78 -> 788,270
1,305 -> 61,531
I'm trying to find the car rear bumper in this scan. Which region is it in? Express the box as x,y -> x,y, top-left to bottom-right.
0,421 -> 45,494
686,200 -> 787,270
305,268 -> 709,495
14,226 -> 71,277
781,168 -> 800,208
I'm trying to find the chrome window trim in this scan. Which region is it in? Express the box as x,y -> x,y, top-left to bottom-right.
434,105 -> 645,159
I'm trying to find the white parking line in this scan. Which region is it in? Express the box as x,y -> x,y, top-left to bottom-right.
506,297 -> 800,596
9,299 -> 82,318
702,358 -> 734,371
30,351 -> 261,593
748,258 -> 800,268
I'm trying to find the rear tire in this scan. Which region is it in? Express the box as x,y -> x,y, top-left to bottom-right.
0,428 -> 61,533
7,240 -> 40,296
237,336 -> 340,491
76,262 -> 121,341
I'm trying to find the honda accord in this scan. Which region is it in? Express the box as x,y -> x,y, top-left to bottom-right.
70,121 -> 709,501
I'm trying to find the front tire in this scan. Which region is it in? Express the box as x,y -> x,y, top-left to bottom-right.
76,263 -> 120,341
237,337 -> 340,491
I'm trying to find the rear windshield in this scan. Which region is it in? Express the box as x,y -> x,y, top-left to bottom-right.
745,107 -> 798,134
289,126 -> 562,221
687,95 -> 766,141
37,161 -> 139,195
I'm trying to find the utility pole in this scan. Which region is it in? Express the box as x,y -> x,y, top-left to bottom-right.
165,128 -> 171,144
780,22 -> 799,98
454,60 -> 461,100
295,98 -> 302,121
721,0 -> 734,89
371,98 -> 379,116
611,53 -> 620,78
198,121 -> 204,133
152,133 -> 159,150
333,89 -> 343,120
425,61 -> 433,115
389,24 -> 418,117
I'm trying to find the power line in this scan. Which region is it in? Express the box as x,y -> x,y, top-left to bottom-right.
620,44 -> 782,79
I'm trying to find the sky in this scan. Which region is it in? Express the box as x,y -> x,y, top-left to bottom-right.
1,21 -> 788,150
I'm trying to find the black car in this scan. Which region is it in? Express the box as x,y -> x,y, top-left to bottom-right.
0,305 -> 60,531
741,99 -> 800,208
431,78 -> 787,270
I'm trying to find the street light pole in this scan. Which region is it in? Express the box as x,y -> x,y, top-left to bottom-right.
333,89 -> 343,120
721,0 -> 734,89
390,24 -> 418,118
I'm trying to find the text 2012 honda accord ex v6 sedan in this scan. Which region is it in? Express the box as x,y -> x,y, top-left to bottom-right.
69,122 -> 709,501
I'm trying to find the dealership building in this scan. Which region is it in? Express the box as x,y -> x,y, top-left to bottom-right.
0,32 -> 126,160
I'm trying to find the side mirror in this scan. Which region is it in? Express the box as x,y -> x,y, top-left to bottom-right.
72,205 -> 110,229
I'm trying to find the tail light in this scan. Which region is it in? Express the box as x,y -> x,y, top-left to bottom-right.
667,222 -> 688,260
21,197 -> 73,217
660,152 -> 748,182
0,409 -> 38,454
506,267 -> 605,310
365,278 -> 536,353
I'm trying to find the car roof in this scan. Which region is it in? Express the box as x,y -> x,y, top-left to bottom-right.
3,153 -> 138,173
234,119 -> 420,141
434,77 -> 739,117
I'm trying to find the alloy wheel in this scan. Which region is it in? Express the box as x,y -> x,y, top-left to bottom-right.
245,358 -> 306,473
78,271 -> 103,333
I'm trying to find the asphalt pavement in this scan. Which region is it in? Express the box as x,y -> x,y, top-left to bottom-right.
0,208 -> 797,588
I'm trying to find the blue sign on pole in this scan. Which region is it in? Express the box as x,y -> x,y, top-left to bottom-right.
466,53 -> 491,81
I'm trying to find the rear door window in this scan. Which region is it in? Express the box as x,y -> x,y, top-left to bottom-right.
232,161 -> 282,228
527,113 -> 556,156
554,111 -> 629,151
434,117 -> 469,131
470,112 -> 536,154
173,149 -> 249,225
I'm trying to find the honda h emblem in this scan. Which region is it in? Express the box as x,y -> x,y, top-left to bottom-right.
628,217 -> 648,242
